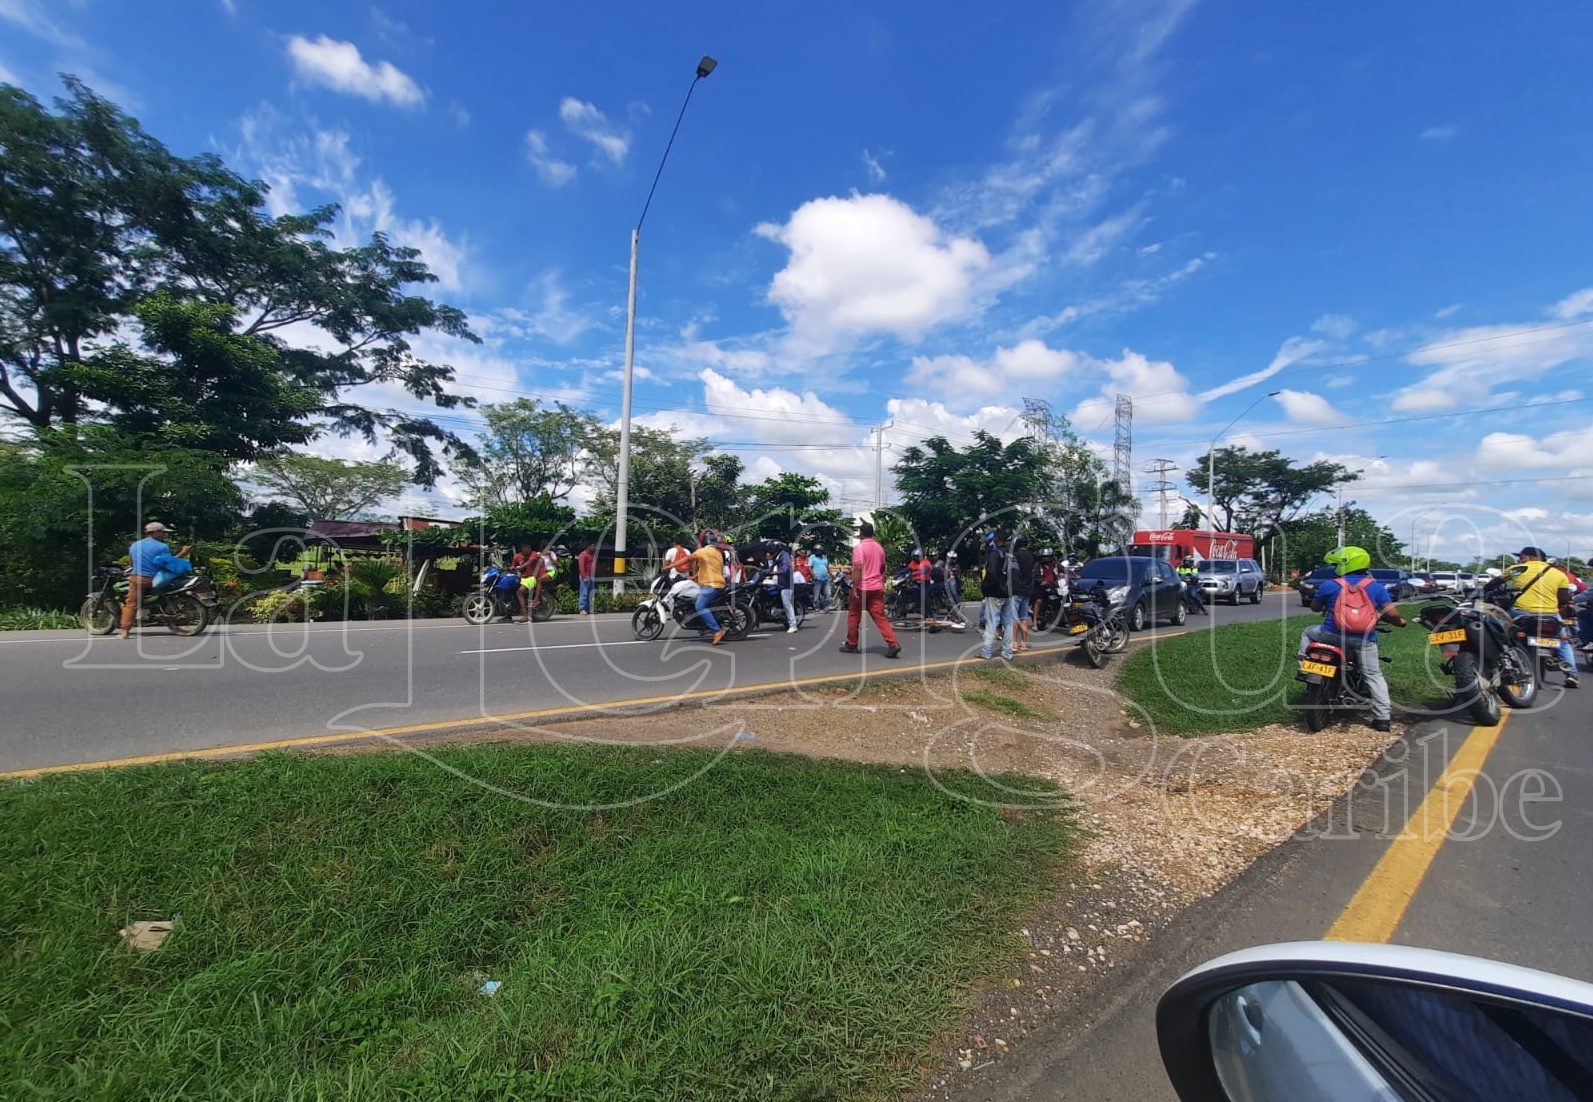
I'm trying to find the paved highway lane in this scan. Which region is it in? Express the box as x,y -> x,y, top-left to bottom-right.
0,594 -> 1295,774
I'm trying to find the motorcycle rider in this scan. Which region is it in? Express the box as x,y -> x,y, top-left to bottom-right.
1298,545 -> 1408,732
1176,555 -> 1207,613
118,521 -> 191,640
1503,546 -> 1579,689
906,547 -> 932,617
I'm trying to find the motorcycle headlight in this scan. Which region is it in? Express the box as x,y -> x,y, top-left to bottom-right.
1106,585 -> 1130,604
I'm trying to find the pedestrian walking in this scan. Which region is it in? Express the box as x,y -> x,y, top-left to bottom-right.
1011,533 -> 1036,652
838,521 -> 901,658
980,531 -> 1016,661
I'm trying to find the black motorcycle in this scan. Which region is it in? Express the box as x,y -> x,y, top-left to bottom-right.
81,565 -> 215,636
1417,589 -> 1538,724
747,572 -> 816,630
1296,625 -> 1404,731
462,566 -> 553,625
1062,586 -> 1130,668
1179,576 -> 1209,616
631,572 -> 753,641
886,569 -> 967,629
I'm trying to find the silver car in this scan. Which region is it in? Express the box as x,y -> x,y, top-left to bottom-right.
1196,558 -> 1266,604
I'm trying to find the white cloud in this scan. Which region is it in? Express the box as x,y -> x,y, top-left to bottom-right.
519,270 -> 598,345
0,0 -> 81,45
1393,319 -> 1593,412
1477,427 -> 1593,470
448,103 -> 470,128
1311,313 -> 1356,341
525,129 -> 577,186
1552,288 -> 1593,320
1421,125 -> 1459,142
1435,303 -> 1464,319
1073,348 -> 1199,426
860,148 -> 887,183
558,97 -> 628,165
908,339 -> 1083,406
1024,253 -> 1213,335
1274,388 -> 1349,426
1199,336 -> 1326,402
884,398 -> 1027,446
1065,205 -> 1147,265
285,34 -> 424,107
699,369 -> 854,446
0,59 -> 19,85
756,193 -> 992,354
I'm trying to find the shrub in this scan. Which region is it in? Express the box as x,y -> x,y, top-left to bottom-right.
0,606 -> 80,631
248,589 -> 319,624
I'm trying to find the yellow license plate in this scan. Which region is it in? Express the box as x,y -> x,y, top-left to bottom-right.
1298,659 -> 1337,677
1068,623 -> 1089,634
1532,637 -> 1561,648
1427,629 -> 1466,644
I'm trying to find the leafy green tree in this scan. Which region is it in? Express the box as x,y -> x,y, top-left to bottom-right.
0,79 -> 476,482
738,472 -> 843,541
585,424 -> 709,533
1186,447 -> 1352,534
1277,506 -> 1405,579
892,431 -> 1047,556
461,399 -> 599,508
248,454 -> 409,520
691,453 -> 744,535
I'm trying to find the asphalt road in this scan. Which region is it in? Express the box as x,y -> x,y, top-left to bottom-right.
0,593 -> 1289,774
953,654 -> 1593,1101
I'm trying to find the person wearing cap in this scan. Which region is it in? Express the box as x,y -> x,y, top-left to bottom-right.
808,545 -> 830,612
120,522 -> 190,639
1505,546 -> 1579,688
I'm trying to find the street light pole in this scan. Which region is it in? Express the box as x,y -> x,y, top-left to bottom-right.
1205,391 -> 1280,532
613,55 -> 717,595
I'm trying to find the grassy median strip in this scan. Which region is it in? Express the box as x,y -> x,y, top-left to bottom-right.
1117,611 -> 1444,736
0,745 -> 1075,1101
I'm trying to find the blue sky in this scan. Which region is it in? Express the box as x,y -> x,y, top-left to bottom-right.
4,0 -> 1591,563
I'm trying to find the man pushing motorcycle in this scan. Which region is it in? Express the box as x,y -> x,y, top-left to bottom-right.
1297,545 -> 1407,732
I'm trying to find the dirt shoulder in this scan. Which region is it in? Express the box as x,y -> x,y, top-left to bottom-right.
364,646 -> 1398,1096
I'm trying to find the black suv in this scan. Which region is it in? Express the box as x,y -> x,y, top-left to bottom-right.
1297,564 -> 1337,606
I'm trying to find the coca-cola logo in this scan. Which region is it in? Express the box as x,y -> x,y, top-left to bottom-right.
1146,531 -> 1176,543
1210,539 -> 1239,558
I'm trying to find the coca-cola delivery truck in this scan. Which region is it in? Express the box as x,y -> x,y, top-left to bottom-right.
1128,529 -> 1254,563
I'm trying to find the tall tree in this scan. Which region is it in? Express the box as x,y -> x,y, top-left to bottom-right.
0,79 -> 477,482
739,472 -> 842,541
248,454 -> 410,520
892,431 -> 1047,556
691,453 -> 744,535
585,424 -> 710,532
1186,446 -> 1352,534
461,399 -> 599,509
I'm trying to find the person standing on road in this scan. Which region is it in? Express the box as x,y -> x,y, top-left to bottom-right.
119,521 -> 190,640
576,543 -> 597,615
808,546 -> 831,611
980,531 -> 1016,661
1298,545 -> 1407,732
775,541 -> 799,634
839,520 -> 901,658
1011,534 -> 1036,652
689,531 -> 729,645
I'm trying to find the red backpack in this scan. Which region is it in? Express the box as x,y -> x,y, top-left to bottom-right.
1333,577 -> 1380,634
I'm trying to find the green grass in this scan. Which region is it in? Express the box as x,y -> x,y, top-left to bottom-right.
962,689 -> 1057,723
974,666 -> 1032,693
0,606 -> 79,630
0,745 -> 1075,1102
1116,610 -> 1445,736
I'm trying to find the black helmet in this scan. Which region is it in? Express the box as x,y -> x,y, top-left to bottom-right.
911,547 -> 923,557
812,545 -> 823,554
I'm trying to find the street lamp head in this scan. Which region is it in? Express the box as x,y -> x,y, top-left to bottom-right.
696,56 -> 717,79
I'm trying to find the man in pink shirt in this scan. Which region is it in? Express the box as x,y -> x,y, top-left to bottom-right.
839,520 -> 901,658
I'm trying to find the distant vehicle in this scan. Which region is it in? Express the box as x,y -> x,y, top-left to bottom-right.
1128,529 -> 1255,564
1410,571 -> 1436,592
1076,555 -> 1188,631
1429,570 -> 1461,593
1297,564 -> 1338,607
1195,558 -> 1266,605
1458,571 -> 1479,594
1367,567 -> 1419,601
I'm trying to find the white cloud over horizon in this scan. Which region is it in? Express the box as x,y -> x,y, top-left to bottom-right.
284,35 -> 424,107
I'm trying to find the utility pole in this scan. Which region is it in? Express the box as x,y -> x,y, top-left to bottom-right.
873,420 -> 893,511
1145,459 -> 1178,528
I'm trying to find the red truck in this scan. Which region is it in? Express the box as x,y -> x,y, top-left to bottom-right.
1128,529 -> 1255,564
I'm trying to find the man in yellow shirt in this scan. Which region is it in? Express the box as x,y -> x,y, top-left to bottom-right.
688,531 -> 729,645
1506,545 -> 1578,688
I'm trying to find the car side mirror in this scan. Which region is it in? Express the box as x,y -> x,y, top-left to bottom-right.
1157,942 -> 1593,1101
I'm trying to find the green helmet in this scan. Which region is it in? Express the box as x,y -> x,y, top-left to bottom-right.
1325,545 -> 1371,576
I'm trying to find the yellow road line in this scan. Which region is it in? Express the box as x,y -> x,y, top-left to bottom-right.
1325,710 -> 1512,943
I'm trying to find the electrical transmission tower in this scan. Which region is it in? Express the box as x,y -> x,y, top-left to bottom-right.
1112,394 -> 1133,498
1145,458 -> 1178,528
1021,397 -> 1053,443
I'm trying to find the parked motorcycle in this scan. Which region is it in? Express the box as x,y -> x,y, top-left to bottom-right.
81,565 -> 216,636
1296,624 -> 1402,731
462,566 -> 553,626
885,570 -> 967,629
631,572 -> 753,641
1062,586 -> 1130,668
1417,590 -> 1538,724
747,572 -> 815,629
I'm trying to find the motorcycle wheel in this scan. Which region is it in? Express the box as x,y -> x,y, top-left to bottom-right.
1498,645 -> 1539,709
531,589 -> 555,622
1171,598 -> 1188,626
1103,614 -> 1131,654
163,593 -> 209,636
631,604 -> 664,641
1079,631 -> 1107,669
462,592 -> 496,626
1303,680 -> 1332,732
1452,649 -> 1502,727
723,603 -> 754,641
81,595 -> 118,635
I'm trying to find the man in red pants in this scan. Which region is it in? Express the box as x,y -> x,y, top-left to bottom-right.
839,519 -> 901,659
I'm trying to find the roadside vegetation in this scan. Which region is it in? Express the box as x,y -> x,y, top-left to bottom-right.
0,745 -> 1075,1101
1117,611 -> 1443,736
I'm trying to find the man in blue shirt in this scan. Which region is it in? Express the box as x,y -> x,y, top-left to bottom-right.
1297,545 -> 1407,732
807,546 -> 830,612
120,521 -> 189,639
